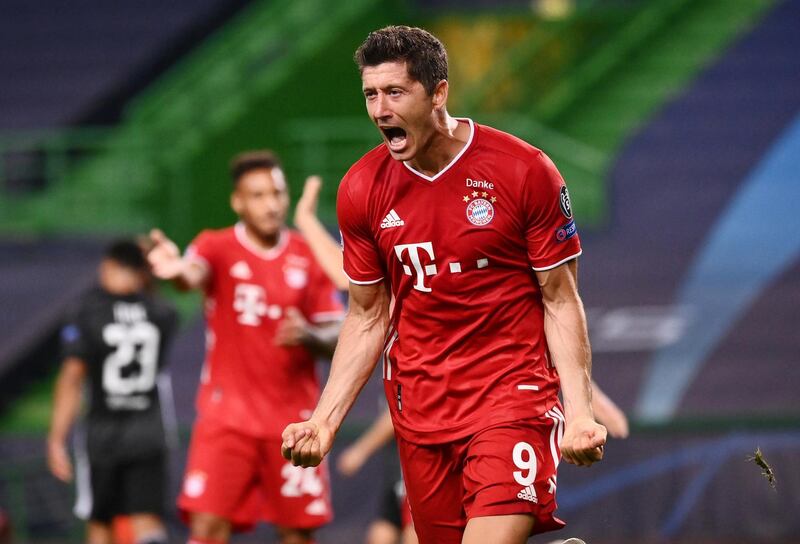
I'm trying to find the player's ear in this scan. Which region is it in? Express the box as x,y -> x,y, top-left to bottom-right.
230,190 -> 243,215
97,259 -> 111,284
432,80 -> 448,112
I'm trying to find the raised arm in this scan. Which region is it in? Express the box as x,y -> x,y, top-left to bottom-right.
282,280 -> 391,467
47,357 -> 87,482
293,176 -> 349,290
147,229 -> 208,291
536,259 -> 606,466
591,380 -> 629,439
275,307 -> 342,359
337,409 -> 395,476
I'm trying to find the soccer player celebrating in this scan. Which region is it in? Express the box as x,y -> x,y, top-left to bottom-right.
147,151 -> 343,544
48,240 -> 178,544
282,26 -> 607,543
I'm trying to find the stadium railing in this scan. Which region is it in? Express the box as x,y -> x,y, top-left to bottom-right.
3,0 -> 769,239
0,112 -> 605,236
0,0 -> 385,241
0,126 -> 163,235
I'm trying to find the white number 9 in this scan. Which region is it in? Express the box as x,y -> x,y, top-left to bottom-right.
512,441 -> 537,487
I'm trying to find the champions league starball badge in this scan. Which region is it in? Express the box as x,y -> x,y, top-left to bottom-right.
559,185 -> 573,218
466,198 -> 495,226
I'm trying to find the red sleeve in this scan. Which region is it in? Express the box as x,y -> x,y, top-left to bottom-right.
60,307 -> 89,361
184,230 -> 215,269
303,261 -> 345,324
337,177 -> 386,284
184,230 -> 217,290
523,151 -> 582,271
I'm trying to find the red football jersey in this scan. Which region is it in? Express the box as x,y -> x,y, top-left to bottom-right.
185,224 -> 344,438
338,119 -> 582,444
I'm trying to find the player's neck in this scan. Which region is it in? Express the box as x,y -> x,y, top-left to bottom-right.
406,114 -> 469,177
242,222 -> 281,250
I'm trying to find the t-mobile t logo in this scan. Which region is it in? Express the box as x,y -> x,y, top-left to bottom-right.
394,242 -> 437,292
233,283 -> 267,326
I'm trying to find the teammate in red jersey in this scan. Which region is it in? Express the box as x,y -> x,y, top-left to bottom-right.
282,26 -> 606,543
148,150 -> 344,544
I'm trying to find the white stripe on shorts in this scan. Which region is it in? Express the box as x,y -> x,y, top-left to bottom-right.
72,426 -> 93,520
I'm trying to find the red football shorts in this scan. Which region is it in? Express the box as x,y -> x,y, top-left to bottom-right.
396,405 -> 567,543
177,416 -> 332,531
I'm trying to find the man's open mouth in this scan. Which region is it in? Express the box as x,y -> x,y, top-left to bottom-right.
381,126 -> 408,151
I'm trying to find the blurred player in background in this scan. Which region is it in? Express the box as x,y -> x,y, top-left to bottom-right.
337,410 -> 416,544
0,508 -> 11,544
48,239 -> 178,544
283,25 -> 607,544
296,177 -> 414,544
147,150 -> 343,544
292,176 -> 349,292
296,176 -> 628,544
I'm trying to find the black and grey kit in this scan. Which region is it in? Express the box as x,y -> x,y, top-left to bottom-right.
61,288 -> 178,522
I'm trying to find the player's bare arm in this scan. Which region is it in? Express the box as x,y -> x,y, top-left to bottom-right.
47,357 -> 87,482
281,281 -> 391,467
274,307 -> 342,358
337,409 -> 395,477
591,380 -> 629,439
537,259 -> 607,466
293,176 -> 349,290
147,228 -> 209,290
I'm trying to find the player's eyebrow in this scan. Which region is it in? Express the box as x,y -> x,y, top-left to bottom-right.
363,82 -> 409,95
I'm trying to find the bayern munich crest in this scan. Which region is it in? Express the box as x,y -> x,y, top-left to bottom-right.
466,198 -> 495,226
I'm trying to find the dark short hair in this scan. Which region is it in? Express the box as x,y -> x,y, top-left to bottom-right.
229,150 -> 282,185
105,239 -> 147,272
354,25 -> 448,95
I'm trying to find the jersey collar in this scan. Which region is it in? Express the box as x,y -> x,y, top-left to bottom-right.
402,118 -> 475,183
234,222 -> 288,260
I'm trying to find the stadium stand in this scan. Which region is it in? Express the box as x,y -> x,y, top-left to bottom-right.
0,0 -> 249,132
0,240 -> 104,412
584,0 -> 800,419
1,0 -> 797,542
566,0 -> 800,539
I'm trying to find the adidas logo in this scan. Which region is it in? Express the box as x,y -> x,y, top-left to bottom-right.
517,484 -> 538,503
380,209 -> 405,229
